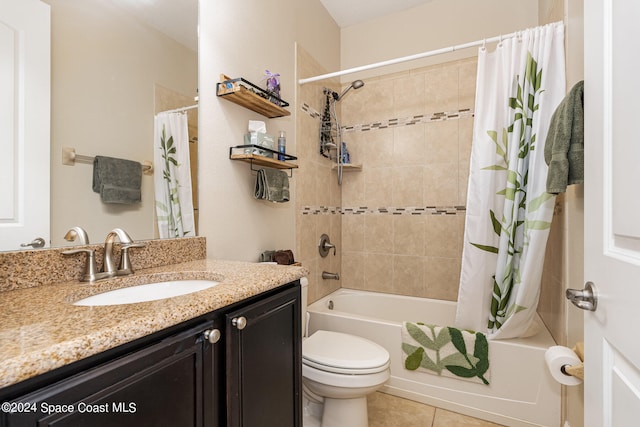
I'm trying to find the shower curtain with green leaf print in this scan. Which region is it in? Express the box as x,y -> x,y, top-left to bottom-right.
455,22 -> 566,340
154,112 -> 195,239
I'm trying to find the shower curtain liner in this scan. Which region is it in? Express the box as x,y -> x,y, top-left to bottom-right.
455,22 -> 566,340
153,112 -> 196,239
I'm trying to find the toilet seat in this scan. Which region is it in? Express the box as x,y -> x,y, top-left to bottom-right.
303,330 -> 390,375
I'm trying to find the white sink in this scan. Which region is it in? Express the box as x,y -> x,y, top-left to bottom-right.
73,280 -> 220,306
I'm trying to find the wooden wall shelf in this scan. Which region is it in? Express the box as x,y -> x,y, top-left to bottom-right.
229,145 -> 298,173
217,75 -> 291,118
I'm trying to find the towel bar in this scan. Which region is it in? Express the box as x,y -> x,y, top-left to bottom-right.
62,146 -> 153,175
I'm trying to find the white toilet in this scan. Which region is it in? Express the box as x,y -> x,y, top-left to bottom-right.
300,278 -> 390,427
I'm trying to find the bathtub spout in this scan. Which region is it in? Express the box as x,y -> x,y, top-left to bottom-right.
322,271 -> 340,280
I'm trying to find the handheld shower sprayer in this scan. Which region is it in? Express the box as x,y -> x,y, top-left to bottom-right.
332,79 -> 365,101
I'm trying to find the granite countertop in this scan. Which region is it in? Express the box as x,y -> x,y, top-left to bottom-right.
0,259 -> 308,389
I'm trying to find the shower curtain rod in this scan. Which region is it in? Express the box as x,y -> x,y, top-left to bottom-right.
298,21 -> 563,85
159,104 -> 198,114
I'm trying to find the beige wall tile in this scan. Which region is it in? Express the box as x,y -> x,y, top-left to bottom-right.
365,215 -> 394,253
342,251 -> 365,289
296,47 -> 342,304
425,215 -> 461,258
365,253 -> 394,293
539,197 -> 566,343
393,215 -> 425,256
393,125 -> 427,165
358,128 -> 394,168
425,64 -> 459,113
297,160 -> 318,207
424,163 -> 459,206
297,214 -> 318,261
343,78 -> 394,125
458,59 -> 479,110
315,264 -> 341,297
364,167 -> 395,207
393,74 -> 427,119
393,255 -> 426,297
426,120 -> 459,165
458,165 -> 470,206
425,256 -> 461,301
393,166 -> 425,207
299,55 -> 476,304
458,117 -> 474,166
342,215 -> 365,252
315,164 -> 333,204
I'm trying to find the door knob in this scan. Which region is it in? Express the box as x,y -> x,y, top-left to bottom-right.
232,316 -> 247,330
21,237 -> 45,248
566,281 -> 598,311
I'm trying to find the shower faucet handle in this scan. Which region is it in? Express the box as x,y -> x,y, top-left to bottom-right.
319,234 -> 336,257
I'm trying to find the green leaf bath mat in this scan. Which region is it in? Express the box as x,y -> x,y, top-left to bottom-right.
402,321 -> 490,385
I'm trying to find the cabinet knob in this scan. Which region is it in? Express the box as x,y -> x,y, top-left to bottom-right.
232,316 -> 247,330
203,329 -> 221,344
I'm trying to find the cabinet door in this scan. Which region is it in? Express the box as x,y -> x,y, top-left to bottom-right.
225,285 -> 301,427
4,321 -> 216,427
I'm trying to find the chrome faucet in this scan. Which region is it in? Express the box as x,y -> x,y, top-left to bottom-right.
322,271 -> 340,280
102,228 -> 145,276
64,226 -> 90,245
63,228 -> 144,282
102,228 -> 133,276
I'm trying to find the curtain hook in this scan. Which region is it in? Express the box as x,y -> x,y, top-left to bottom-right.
498,34 -> 503,47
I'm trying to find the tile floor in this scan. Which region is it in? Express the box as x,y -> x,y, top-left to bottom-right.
367,392 -> 505,427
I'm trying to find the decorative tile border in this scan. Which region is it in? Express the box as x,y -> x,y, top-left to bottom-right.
300,102 -> 473,133
301,102 -> 322,120
301,206 -> 466,216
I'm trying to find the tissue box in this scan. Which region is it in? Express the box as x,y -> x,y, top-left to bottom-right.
244,132 -> 275,158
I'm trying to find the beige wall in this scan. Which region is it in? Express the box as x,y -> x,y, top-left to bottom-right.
46,0 -> 197,245
340,0 -> 539,81
198,0 -> 340,262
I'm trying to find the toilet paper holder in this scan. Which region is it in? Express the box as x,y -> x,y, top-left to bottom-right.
545,342 -> 584,385
560,362 -> 584,380
560,343 -> 585,381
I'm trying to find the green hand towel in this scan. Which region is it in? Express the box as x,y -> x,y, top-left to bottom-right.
92,156 -> 142,204
544,80 -> 584,194
254,168 -> 289,203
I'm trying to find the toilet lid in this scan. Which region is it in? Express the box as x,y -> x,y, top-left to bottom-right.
303,331 -> 390,374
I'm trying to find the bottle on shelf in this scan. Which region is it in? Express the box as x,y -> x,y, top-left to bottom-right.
278,131 -> 287,161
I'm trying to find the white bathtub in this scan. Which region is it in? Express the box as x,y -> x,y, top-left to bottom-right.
307,289 -> 560,427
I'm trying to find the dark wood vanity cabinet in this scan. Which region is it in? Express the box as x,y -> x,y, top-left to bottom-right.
0,282 -> 301,427
225,283 -> 301,427
2,319 -> 219,427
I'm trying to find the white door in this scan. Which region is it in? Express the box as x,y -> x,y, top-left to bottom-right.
584,0 -> 640,426
0,0 -> 50,251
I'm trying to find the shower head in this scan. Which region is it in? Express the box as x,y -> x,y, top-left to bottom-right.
334,80 -> 365,101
